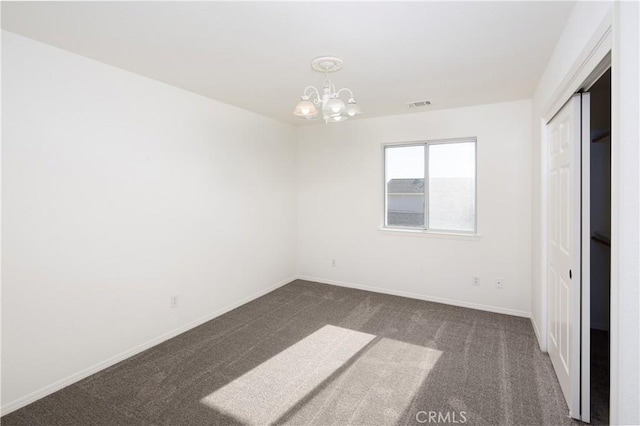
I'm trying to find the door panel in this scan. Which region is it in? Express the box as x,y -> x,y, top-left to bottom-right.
549,268 -> 558,347
547,94 -> 582,419
560,277 -> 570,370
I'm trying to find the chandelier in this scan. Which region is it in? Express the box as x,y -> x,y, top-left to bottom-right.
293,57 -> 363,123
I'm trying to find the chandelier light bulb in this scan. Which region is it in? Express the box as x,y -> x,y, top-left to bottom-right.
329,115 -> 347,122
326,98 -> 346,114
293,98 -> 318,118
346,99 -> 362,117
300,103 -> 312,115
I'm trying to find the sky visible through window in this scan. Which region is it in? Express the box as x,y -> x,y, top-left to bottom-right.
385,142 -> 475,181
385,146 -> 424,181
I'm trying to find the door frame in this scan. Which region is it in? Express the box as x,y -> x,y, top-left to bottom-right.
580,91 -> 591,423
540,11 -> 612,423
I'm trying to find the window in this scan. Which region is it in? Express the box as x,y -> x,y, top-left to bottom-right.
384,138 -> 476,233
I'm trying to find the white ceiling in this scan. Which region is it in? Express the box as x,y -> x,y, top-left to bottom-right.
2,1 -> 575,125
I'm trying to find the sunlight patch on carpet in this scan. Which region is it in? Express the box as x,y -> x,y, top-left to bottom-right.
200,324 -> 441,424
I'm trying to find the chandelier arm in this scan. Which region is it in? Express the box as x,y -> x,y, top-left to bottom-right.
336,88 -> 355,100
303,86 -> 321,101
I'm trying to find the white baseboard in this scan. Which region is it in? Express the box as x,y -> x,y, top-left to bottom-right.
530,315 -> 546,351
1,275 -> 296,416
297,275 -> 531,318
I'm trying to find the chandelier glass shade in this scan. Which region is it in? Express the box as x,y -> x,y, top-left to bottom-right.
293,57 -> 363,123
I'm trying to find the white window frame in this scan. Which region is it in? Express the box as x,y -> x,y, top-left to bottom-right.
383,137 -> 478,235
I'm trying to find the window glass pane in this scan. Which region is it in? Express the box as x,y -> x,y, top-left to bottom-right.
428,142 -> 476,231
385,145 -> 425,228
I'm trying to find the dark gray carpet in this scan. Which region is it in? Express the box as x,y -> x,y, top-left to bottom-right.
2,280 -> 587,425
590,329 -> 610,425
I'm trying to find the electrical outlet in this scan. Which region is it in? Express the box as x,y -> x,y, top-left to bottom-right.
496,278 -> 504,289
332,259 -> 336,267
170,295 -> 179,308
473,276 -> 480,286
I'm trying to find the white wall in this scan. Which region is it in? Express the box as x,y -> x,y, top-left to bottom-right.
296,100 -> 532,317
611,1 -> 639,423
1,31 -> 297,411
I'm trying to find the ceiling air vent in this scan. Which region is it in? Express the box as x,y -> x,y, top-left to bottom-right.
406,100 -> 432,109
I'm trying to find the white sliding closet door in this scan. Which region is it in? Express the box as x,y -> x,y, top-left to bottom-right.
547,93 -> 584,420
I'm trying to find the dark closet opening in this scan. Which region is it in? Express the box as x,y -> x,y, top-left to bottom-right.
588,68 -> 611,425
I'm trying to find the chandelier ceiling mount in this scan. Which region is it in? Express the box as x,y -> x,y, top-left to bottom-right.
311,56 -> 343,73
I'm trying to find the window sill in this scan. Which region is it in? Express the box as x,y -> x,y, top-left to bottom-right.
378,227 -> 481,240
